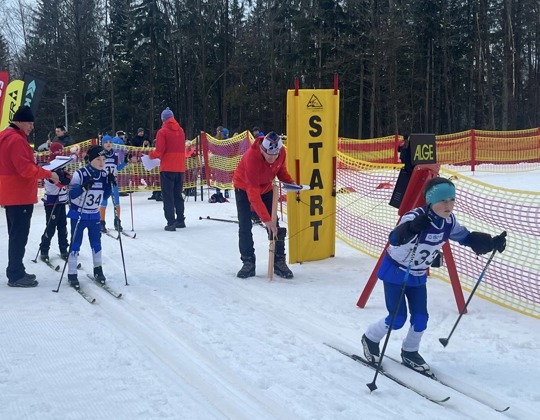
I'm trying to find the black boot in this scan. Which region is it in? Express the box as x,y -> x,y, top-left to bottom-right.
274,227 -> 294,278
100,220 -> 107,233
114,218 -> 123,232
68,274 -> 80,289
274,257 -> 294,279
93,266 -> 106,285
40,251 -> 49,262
237,256 -> 256,278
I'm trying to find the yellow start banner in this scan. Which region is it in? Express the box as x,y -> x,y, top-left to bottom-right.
286,89 -> 339,262
0,79 -> 24,130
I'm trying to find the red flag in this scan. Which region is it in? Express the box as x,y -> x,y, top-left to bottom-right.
0,70 -> 9,124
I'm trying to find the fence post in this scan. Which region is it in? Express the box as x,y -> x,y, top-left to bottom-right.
470,129 -> 476,172
394,134 -> 400,164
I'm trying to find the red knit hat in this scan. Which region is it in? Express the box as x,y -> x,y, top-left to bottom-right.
49,142 -> 64,161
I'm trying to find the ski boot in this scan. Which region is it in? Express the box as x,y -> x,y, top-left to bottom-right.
362,334 -> 380,365
93,266 -> 106,285
68,274 -> 80,290
100,220 -> 107,233
401,350 -> 431,375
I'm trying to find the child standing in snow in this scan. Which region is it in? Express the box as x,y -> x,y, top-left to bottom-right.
39,142 -> 71,262
361,177 -> 506,374
99,135 -> 126,233
67,145 -> 111,289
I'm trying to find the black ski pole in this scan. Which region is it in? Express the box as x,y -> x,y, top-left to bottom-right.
367,235 -> 421,392
32,198 -> 59,263
110,176 -> 129,286
439,233 -> 505,347
53,188 -> 90,293
199,216 -> 239,224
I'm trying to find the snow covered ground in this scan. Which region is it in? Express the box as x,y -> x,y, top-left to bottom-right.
1,172 -> 539,420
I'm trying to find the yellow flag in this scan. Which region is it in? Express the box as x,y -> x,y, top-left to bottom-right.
0,79 -> 24,130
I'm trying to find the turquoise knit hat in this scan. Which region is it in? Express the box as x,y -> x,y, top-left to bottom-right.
424,177 -> 456,205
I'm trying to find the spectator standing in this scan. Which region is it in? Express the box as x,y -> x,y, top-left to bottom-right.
0,106 -> 59,287
149,107 -> 186,231
37,135 -> 52,152
54,125 -> 74,147
252,126 -> 264,139
131,128 -> 149,147
212,125 -> 229,200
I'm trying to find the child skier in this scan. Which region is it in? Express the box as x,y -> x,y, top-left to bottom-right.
99,135 -> 126,233
39,142 -> 71,262
361,177 -> 506,374
67,145 -> 111,289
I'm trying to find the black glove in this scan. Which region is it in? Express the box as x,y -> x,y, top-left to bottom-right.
55,169 -> 71,186
409,212 -> 432,234
467,232 -> 493,255
82,179 -> 94,191
108,173 -> 116,185
492,231 -> 507,253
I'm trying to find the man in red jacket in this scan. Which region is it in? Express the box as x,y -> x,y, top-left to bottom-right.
149,107 -> 186,231
0,106 -> 59,287
233,131 -> 295,279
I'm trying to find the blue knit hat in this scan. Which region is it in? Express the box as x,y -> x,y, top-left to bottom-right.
424,177 -> 455,205
161,107 -> 174,122
102,135 -> 113,144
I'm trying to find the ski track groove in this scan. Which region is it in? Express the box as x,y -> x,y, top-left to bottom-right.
95,217 -> 527,420
177,249 -> 518,420
83,277 -> 298,420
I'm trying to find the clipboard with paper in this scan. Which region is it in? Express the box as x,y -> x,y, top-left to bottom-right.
42,156 -> 73,171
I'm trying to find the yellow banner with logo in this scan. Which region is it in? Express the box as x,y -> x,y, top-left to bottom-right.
0,79 -> 24,130
286,89 -> 339,262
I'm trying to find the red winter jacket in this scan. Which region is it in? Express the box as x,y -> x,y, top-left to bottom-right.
233,137 -> 295,222
0,125 -> 52,205
149,118 -> 186,172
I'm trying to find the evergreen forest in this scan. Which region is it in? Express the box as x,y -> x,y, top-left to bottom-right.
1,0 -> 539,143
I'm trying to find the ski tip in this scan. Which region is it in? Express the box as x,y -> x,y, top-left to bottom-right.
439,338 -> 449,347
496,406 -> 510,413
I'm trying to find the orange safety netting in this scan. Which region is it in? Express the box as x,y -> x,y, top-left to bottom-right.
201,131 -> 253,191
302,153 -> 540,319
338,128 -> 540,172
